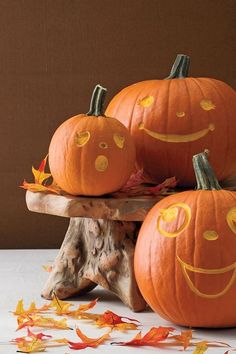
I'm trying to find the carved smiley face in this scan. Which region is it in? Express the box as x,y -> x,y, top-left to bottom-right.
138,98 -> 216,143
157,203 -> 236,299
75,131 -> 125,172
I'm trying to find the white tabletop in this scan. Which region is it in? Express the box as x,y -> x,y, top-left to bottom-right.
0,249 -> 235,353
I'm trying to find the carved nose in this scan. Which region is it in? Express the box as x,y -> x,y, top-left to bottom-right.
203,230 -> 219,241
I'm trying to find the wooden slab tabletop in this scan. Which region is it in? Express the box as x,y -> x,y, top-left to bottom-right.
25,190 -> 172,221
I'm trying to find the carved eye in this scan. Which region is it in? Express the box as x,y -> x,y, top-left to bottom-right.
75,131 -> 90,147
157,203 -> 191,238
113,133 -> 125,149
227,207 -> 236,234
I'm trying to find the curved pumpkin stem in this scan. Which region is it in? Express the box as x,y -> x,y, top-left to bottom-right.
165,54 -> 190,79
87,84 -> 107,116
192,150 -> 222,190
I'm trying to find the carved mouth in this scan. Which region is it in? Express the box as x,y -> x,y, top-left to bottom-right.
177,256 -> 236,298
138,123 -> 215,143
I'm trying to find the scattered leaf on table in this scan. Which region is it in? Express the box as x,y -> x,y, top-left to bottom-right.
12,328 -> 52,343
17,314 -> 71,331
94,310 -> 140,331
112,168 -> 177,197
68,327 -> 110,350
111,326 -> 175,346
192,341 -> 208,354
42,265 -> 52,272
20,155 -> 61,194
13,300 -> 50,316
16,338 -> 46,353
171,329 -> 192,349
49,293 -> 98,317
49,294 -> 73,315
75,298 -> 98,313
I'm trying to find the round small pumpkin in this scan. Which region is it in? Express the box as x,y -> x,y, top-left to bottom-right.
49,85 -> 135,196
134,151 -> 236,328
106,54 -> 236,186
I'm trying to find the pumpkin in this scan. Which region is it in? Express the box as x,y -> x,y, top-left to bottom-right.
49,85 -> 135,196
105,54 -> 236,186
134,151 -> 236,328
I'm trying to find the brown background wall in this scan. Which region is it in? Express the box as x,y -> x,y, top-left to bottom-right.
1,0 -> 235,248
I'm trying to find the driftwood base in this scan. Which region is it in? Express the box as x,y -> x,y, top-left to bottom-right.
41,217 -> 146,312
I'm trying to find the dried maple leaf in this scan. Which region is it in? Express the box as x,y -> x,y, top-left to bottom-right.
13,300 -> 50,316
112,168 -> 177,197
42,265 -> 52,272
20,155 -> 61,194
49,294 -> 73,315
192,341 -> 208,354
94,310 -> 140,331
68,327 -> 110,350
12,328 -> 52,343
75,298 -> 98,313
111,326 -> 175,346
16,338 -> 46,353
16,314 -> 71,331
49,293 -> 98,317
171,329 -> 193,349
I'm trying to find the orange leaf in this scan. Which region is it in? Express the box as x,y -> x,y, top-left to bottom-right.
94,310 -> 140,331
16,314 -> 71,331
20,156 -> 62,194
13,300 -> 50,316
68,327 -> 110,350
111,326 -> 175,346
76,298 -> 98,313
171,329 -> 193,349
112,169 -> 177,197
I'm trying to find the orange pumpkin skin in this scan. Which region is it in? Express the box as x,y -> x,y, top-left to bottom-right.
105,55 -> 236,186
49,86 -> 135,196
134,153 -> 236,328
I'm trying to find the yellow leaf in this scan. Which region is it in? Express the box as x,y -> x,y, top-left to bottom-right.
192,341 -> 208,354
17,338 -> 46,353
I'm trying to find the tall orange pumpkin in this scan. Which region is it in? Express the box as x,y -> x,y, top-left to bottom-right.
49,85 -> 135,196
134,151 -> 236,328
106,54 -> 236,186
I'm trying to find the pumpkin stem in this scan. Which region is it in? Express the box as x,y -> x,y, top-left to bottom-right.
165,54 -> 190,79
87,84 -> 107,116
192,150 -> 222,190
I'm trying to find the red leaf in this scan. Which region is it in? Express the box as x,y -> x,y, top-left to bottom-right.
68,327 -> 110,350
111,326 -> 175,346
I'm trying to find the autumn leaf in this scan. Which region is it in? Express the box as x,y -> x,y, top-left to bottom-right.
16,338 -> 46,353
42,264 -> 52,272
49,294 -> 73,315
171,329 -> 193,349
13,300 -> 50,316
68,327 -> 110,350
49,293 -> 98,317
16,314 -> 71,331
112,168 -> 177,197
31,155 -> 51,185
192,341 -> 208,354
111,326 -> 175,346
94,310 -> 140,331
75,298 -> 98,313
20,155 -> 61,194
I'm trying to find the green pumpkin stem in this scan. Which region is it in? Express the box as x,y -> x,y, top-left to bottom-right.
87,84 -> 107,116
165,54 -> 190,79
192,151 -> 222,190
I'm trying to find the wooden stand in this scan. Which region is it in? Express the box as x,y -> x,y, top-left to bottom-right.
26,191 -> 167,311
